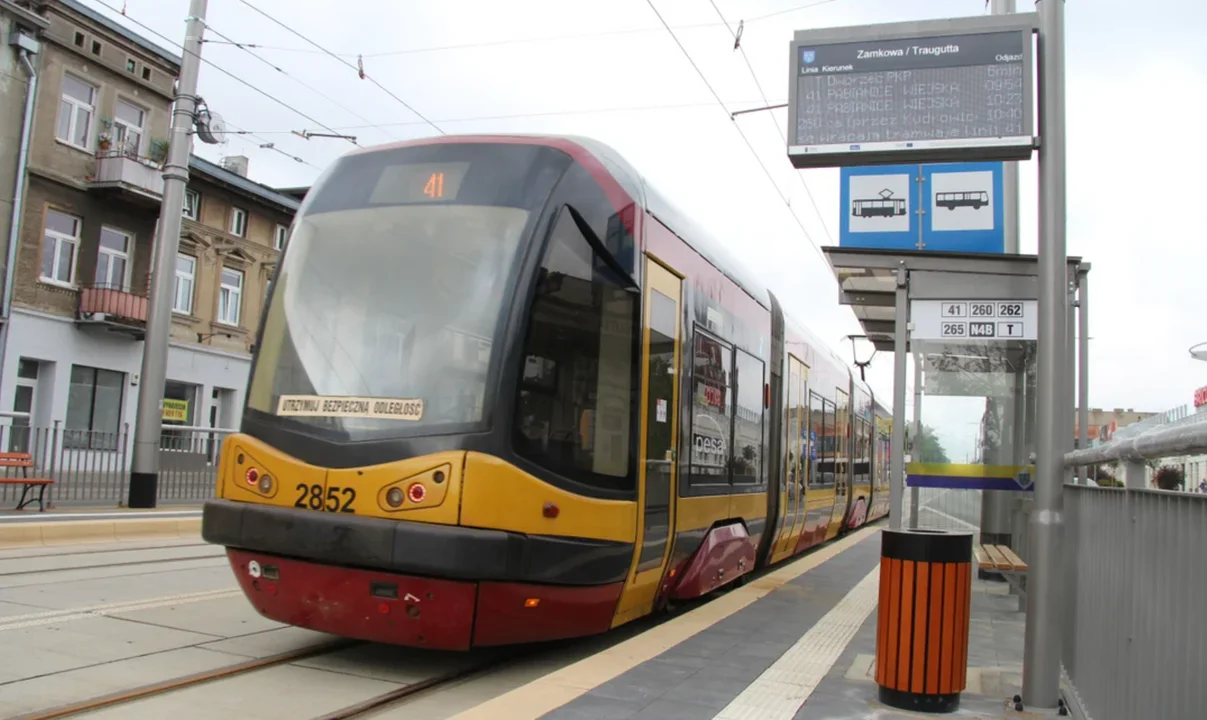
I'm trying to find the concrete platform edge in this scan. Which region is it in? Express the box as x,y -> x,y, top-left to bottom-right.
0,517 -> 203,548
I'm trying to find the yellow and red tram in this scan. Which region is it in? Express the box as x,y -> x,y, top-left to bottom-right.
200,134 -> 894,650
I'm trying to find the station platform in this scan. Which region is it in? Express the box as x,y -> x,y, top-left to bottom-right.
452,524 -> 1042,720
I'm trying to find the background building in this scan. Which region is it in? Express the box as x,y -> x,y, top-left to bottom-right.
0,0 -> 299,467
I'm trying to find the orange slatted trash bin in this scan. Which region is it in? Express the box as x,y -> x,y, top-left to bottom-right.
875,528 -> 973,713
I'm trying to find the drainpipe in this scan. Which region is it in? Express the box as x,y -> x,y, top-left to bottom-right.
0,34 -> 41,397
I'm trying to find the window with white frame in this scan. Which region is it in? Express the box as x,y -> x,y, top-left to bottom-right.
274,224 -> 288,251
41,209 -> 81,285
64,365 -> 124,451
113,99 -> 145,155
229,207 -> 247,237
56,74 -> 96,150
183,189 -> 199,220
217,267 -> 243,326
95,227 -> 132,290
173,254 -> 195,314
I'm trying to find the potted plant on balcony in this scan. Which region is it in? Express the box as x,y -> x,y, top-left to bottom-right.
149,138 -> 170,164
97,131 -> 112,151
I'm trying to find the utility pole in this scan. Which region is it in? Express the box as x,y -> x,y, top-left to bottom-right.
128,0 -> 208,509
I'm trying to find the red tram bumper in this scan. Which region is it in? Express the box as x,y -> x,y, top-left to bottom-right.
226,549 -> 625,650
204,499 -> 633,650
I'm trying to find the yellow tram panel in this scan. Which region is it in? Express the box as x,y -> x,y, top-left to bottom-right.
726,492 -> 767,528
217,434 -> 326,507
329,451 -> 463,524
459,452 -> 638,543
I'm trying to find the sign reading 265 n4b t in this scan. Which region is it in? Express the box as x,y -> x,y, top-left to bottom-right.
786,14 -> 1037,169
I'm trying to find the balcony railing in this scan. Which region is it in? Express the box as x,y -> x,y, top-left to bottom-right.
91,148 -> 165,200
77,281 -> 148,330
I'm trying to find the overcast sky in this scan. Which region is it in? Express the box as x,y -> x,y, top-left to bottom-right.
88,0 -> 1207,457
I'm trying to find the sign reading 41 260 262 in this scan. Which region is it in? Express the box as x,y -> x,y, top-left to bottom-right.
910,299 -> 1037,342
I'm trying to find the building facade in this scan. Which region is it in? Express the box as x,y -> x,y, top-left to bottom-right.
0,0 -> 299,466
0,1 -> 49,340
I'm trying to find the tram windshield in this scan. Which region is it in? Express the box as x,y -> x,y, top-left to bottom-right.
245,142 -> 562,440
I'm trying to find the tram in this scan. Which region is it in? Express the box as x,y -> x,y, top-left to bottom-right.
201,134 -> 893,650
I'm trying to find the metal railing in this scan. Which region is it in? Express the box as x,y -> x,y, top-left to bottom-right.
1060,421 -> 1207,720
0,419 -> 232,508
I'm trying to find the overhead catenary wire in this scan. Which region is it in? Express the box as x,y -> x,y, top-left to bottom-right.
642,0 -> 829,266
220,119 -> 320,168
223,97 -> 786,134
199,23 -> 399,143
234,0 -> 444,136
708,0 -> 836,246
85,0 -> 351,155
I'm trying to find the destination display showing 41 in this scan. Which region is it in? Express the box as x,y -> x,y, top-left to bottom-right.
788,28 -> 1033,167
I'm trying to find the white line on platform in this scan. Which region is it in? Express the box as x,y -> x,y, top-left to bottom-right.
0,587 -> 239,632
0,510 -> 202,523
711,565 -> 881,720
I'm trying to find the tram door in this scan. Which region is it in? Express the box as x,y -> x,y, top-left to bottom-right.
612,257 -> 683,627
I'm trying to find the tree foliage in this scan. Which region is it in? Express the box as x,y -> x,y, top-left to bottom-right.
913,424 -> 951,464
1153,465 -> 1185,491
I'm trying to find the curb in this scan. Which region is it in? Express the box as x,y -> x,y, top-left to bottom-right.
0,517 -> 202,548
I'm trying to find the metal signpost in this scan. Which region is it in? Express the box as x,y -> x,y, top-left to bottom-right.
793,4 -> 1070,708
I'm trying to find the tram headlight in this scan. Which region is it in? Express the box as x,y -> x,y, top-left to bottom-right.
386,487 -> 404,508
258,474 -> 273,493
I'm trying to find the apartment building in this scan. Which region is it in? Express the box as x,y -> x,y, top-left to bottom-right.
0,0 -> 299,457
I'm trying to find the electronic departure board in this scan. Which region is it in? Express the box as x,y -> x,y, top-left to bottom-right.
787,15 -> 1036,169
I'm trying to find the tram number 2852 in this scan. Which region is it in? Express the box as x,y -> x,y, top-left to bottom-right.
294,483 -> 356,513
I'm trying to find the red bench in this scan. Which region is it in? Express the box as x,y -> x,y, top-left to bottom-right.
0,452 -> 54,511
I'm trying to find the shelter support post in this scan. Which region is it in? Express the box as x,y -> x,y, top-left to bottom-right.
1077,265 -> 1090,481
889,263 -> 908,531
909,352 -> 921,529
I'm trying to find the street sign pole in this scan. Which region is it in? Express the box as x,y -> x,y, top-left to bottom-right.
1023,0 -> 1068,707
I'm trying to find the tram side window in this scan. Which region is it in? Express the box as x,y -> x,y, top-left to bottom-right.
688,329 -> 733,488
809,391 -> 832,489
512,205 -> 640,493
732,349 -> 764,485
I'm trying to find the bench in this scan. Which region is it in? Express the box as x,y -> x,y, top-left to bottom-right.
0,452 -> 54,511
974,543 -> 1028,610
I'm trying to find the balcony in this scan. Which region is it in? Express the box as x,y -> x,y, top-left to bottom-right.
90,149 -> 164,206
76,282 -> 148,339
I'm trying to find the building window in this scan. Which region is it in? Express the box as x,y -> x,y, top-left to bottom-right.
217,267 -> 243,326
90,39 -> 102,56
174,254 -> 195,314
95,227 -> 132,290
65,365 -> 124,450
113,99 -> 145,155
141,67 -> 152,82
126,58 -> 136,73
274,224 -> 288,251
41,209 -> 81,286
512,205 -> 639,494
229,207 -> 247,237
73,31 -> 85,48
183,189 -> 199,220
56,74 -> 96,150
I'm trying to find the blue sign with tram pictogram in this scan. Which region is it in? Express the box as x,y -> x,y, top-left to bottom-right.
839,161 -> 1006,254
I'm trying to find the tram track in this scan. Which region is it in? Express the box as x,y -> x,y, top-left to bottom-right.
10,638 -> 364,720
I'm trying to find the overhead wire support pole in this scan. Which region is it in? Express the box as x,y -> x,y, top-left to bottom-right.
1023,0 -> 1067,708
128,0 -> 208,509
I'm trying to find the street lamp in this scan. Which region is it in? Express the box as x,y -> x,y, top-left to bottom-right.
846,334 -> 877,382
1190,341 -> 1207,362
